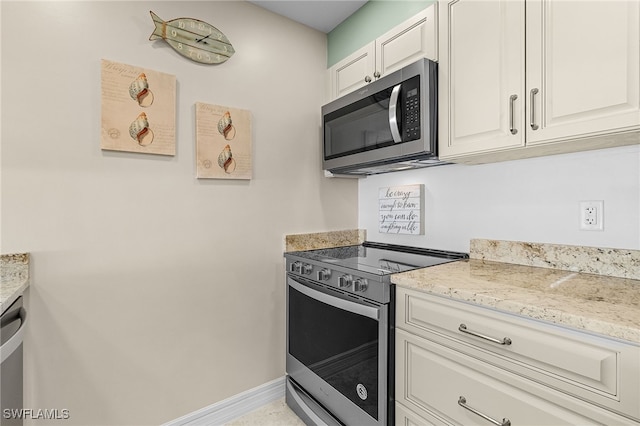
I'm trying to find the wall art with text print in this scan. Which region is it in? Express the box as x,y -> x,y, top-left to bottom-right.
379,184 -> 424,235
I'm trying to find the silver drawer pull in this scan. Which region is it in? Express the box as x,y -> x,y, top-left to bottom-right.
458,396 -> 511,426
458,324 -> 512,346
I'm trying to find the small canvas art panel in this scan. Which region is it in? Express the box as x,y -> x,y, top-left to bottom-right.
379,184 -> 424,235
196,102 -> 252,179
101,59 -> 176,155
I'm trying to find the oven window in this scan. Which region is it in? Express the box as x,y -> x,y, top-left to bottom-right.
288,285 -> 379,420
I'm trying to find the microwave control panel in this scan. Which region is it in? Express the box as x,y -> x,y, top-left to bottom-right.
403,76 -> 421,141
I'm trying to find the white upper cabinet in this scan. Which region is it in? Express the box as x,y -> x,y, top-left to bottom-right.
439,0 -> 640,163
375,6 -> 438,77
437,0 -> 525,156
526,0 -> 640,144
328,43 -> 375,101
328,5 -> 438,101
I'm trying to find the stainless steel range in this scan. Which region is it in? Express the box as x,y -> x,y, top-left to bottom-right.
285,242 -> 468,425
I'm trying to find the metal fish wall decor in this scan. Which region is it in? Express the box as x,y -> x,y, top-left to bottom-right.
149,11 -> 235,65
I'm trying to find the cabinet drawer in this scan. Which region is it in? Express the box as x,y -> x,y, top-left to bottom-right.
396,401 -> 447,426
396,287 -> 640,420
396,329 -> 636,425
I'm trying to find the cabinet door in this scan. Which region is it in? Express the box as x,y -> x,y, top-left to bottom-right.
328,42 -> 375,100
526,0 -> 640,144
376,6 -> 438,78
438,0 -> 525,159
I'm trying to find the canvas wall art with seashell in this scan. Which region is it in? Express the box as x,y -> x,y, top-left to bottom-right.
129,112 -> 154,146
217,111 -> 235,140
196,102 -> 252,179
129,73 -> 154,107
101,59 -> 176,156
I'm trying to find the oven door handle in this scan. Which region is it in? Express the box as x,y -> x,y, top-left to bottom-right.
1,306 -> 27,364
288,277 -> 379,320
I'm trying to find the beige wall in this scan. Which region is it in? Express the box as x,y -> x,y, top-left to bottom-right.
0,1 -> 357,424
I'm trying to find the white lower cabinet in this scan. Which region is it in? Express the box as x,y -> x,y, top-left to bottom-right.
396,398 -> 446,426
395,288 -> 640,425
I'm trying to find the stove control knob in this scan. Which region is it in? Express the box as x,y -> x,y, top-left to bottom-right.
339,275 -> 352,289
354,279 -> 368,293
317,269 -> 331,281
301,263 -> 313,275
290,261 -> 302,273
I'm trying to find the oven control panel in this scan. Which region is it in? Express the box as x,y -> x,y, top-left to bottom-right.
286,258 -> 388,303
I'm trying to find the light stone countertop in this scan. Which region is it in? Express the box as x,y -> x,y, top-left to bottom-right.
1,253 -> 30,314
285,229 -> 365,252
392,258 -> 640,344
471,239 -> 640,280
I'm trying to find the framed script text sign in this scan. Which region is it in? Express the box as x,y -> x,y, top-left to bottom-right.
379,184 -> 424,235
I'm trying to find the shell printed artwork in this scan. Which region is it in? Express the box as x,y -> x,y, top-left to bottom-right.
129,112 -> 154,146
196,103 -> 252,179
217,144 -> 235,173
217,111 -> 235,140
101,59 -> 176,156
128,73 -> 154,107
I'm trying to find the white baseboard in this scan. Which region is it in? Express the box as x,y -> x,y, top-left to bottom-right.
163,376 -> 286,426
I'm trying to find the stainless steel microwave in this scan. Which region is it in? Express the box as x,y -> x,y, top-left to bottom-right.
322,58 -> 447,176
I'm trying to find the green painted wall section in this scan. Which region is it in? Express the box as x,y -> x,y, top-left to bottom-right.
327,0 -> 434,67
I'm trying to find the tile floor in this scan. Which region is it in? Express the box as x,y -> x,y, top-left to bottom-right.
225,398 -> 305,426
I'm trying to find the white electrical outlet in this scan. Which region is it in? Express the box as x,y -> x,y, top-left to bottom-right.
580,200 -> 604,231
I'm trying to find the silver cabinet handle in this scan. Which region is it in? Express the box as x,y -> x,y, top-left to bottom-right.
458,324 -> 512,345
530,88 -> 539,130
509,94 -> 518,135
373,71 -> 381,79
458,396 -> 511,426
364,75 -> 372,83
389,83 -> 402,143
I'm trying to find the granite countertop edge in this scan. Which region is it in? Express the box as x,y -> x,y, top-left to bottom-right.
1,253 -> 30,314
392,258 -> 640,345
284,229 -> 366,252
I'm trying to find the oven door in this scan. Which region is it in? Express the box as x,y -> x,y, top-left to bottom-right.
286,275 -> 388,426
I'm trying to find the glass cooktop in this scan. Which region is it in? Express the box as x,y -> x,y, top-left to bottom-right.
292,242 -> 468,276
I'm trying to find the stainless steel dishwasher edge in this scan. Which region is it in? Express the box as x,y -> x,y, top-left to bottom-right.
1,296 -> 26,426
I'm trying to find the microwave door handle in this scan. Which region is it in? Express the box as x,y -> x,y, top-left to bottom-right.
389,83 -> 402,143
